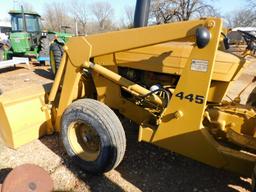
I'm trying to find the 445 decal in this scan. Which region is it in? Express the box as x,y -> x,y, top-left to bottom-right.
175,92 -> 204,104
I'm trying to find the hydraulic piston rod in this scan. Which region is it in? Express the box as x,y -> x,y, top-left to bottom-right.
89,62 -> 164,107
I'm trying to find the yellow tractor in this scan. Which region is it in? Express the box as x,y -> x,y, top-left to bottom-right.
1,0 -> 256,190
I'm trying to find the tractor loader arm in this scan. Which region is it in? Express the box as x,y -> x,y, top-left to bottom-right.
49,18 -> 222,131
47,16 -> 256,177
50,17 -> 256,176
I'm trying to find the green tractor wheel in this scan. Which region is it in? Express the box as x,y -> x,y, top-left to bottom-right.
39,38 -> 50,57
49,42 -> 63,75
0,42 -> 4,61
0,49 -> 3,61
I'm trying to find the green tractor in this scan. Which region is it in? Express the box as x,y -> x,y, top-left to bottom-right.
1,6 -> 72,72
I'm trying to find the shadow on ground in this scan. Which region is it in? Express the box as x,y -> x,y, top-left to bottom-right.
0,66 -> 24,73
40,119 -> 252,192
41,133 -> 125,192
0,168 -> 12,184
33,68 -> 54,80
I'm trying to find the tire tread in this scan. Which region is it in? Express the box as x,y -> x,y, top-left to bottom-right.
61,99 -> 126,173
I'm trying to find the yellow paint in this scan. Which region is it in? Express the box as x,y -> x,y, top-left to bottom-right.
0,17 -> 255,176
0,84 -> 52,148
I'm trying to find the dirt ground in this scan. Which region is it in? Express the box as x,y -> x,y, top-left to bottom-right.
0,59 -> 255,192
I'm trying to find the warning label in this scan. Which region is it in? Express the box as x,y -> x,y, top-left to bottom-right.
191,60 -> 208,72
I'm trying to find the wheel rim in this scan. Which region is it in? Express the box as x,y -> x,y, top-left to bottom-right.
67,121 -> 101,161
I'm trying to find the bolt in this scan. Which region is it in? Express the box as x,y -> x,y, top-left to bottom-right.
28,182 -> 37,191
206,20 -> 215,28
174,110 -> 183,119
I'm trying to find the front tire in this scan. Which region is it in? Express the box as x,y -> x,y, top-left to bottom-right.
61,99 -> 126,173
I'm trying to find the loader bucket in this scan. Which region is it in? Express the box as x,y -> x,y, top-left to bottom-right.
0,83 -> 52,149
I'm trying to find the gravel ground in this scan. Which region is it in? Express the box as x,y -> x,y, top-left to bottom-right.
0,59 -> 255,192
0,121 -> 252,192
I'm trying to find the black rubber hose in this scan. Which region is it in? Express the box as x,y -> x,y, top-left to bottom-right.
141,88 -> 171,108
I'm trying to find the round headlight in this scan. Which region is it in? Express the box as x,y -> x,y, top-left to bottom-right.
196,27 -> 211,49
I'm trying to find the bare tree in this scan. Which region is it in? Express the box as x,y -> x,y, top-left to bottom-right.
43,2 -> 71,32
70,0 -> 87,35
124,5 -> 134,27
150,0 -> 177,24
247,0 -> 256,8
90,1 -> 114,31
223,0 -> 256,28
119,5 -> 134,29
150,0 -> 218,24
19,1 -> 34,11
225,9 -> 256,28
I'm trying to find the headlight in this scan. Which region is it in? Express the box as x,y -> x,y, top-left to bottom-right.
196,27 -> 211,49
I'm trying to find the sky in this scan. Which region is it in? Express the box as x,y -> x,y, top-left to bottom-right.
0,0 -> 248,22
0,0 -> 137,21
